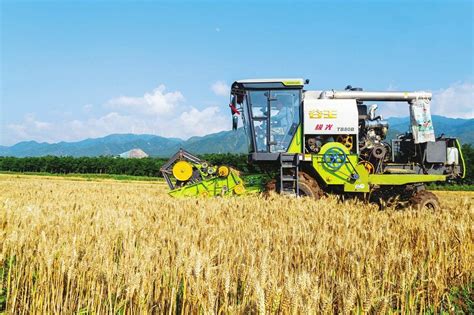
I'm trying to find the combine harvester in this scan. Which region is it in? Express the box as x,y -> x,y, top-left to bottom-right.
161,79 -> 465,209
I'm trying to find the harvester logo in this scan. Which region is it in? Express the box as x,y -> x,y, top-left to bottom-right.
315,124 -> 333,131
309,109 -> 337,119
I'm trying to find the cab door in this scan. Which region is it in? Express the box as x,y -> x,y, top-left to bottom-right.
248,90 -> 270,152
268,90 -> 301,152
247,89 -> 301,153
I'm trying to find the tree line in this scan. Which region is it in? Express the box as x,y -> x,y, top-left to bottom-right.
459,144 -> 473,184
0,153 -> 258,177
0,145 -> 472,183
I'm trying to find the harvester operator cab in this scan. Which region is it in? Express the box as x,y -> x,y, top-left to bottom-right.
230,79 -> 305,162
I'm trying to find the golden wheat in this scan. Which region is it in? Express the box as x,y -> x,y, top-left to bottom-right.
0,174 -> 473,313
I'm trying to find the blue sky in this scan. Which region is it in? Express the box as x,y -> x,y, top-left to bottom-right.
1,0 -> 473,145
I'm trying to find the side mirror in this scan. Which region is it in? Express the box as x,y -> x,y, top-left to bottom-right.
232,115 -> 238,130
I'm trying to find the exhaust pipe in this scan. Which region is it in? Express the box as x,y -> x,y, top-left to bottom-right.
319,90 -> 432,102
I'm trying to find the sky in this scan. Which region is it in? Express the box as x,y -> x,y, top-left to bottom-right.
0,0 -> 473,146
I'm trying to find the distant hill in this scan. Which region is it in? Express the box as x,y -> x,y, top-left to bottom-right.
0,116 -> 472,157
0,128 -> 248,157
0,134 -> 183,157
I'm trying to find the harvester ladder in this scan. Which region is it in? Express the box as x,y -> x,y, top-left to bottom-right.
279,153 -> 299,196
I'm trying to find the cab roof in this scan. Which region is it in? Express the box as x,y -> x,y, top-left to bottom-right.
232,78 -> 305,90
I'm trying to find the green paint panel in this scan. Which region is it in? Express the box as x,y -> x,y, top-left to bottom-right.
312,142 -> 370,192
456,139 -> 466,179
287,124 -> 302,154
344,163 -> 370,192
169,170 -> 249,197
310,142 -> 448,192
282,79 -> 304,86
368,174 -> 446,185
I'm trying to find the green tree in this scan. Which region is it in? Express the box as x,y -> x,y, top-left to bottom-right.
461,144 -> 473,183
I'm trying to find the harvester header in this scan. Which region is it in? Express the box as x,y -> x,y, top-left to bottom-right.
160,149 -> 257,197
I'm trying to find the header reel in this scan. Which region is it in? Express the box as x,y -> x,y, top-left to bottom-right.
160,149 -> 248,197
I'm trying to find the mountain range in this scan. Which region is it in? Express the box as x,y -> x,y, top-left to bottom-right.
0,128 -> 249,157
1,115 -> 472,157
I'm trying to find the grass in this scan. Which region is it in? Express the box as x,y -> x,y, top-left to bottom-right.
3,171 -> 474,191
0,175 -> 473,313
427,183 -> 474,191
446,282 -> 474,314
0,171 -> 164,183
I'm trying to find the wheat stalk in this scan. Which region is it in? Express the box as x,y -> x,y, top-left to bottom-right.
0,175 -> 472,313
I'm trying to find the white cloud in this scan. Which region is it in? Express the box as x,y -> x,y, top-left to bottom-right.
7,114 -> 53,142
377,102 -> 404,118
431,82 -> 474,118
386,83 -> 398,91
4,85 -> 229,145
178,106 -> 227,137
6,112 -> 135,143
379,81 -> 474,119
82,104 -> 93,113
8,81 -> 469,146
107,84 -> 184,115
211,81 -> 230,97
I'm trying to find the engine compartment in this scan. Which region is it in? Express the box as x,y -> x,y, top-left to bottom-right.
303,89 -> 463,179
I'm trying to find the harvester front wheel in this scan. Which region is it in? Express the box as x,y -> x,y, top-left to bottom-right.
298,172 -> 324,198
409,190 -> 440,211
264,172 -> 324,199
264,179 -> 277,195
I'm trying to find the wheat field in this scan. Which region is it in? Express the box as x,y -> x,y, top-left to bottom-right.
0,174 -> 473,314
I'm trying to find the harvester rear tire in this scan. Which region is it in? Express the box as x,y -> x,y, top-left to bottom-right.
409,190 -> 440,211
